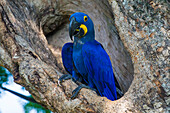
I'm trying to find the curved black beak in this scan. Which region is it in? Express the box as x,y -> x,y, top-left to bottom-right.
69,17 -> 81,41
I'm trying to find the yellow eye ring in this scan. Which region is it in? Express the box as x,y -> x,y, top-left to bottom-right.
84,16 -> 88,22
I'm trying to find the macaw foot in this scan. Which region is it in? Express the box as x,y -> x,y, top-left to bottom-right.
71,84 -> 97,99
58,74 -> 72,86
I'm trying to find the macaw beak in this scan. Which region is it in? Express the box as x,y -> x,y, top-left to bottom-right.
69,17 -> 83,41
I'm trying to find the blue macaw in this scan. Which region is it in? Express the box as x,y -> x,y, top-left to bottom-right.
59,12 -> 123,101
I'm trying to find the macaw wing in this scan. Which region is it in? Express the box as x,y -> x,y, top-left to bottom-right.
62,43 -> 73,75
82,41 -> 117,101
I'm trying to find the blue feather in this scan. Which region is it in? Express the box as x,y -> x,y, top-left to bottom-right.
62,43 -> 73,74
82,40 -> 117,100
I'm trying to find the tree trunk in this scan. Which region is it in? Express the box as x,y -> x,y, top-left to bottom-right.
0,0 -> 169,112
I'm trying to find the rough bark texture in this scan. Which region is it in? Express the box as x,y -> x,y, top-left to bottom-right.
0,0 -> 169,112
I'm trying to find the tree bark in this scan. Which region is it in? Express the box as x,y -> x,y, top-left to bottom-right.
0,0 -> 169,112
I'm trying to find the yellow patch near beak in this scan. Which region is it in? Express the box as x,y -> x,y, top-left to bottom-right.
80,24 -> 88,36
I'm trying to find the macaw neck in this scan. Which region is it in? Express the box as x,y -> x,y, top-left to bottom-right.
73,33 -> 95,48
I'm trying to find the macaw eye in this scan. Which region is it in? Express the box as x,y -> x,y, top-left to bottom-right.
84,16 -> 88,22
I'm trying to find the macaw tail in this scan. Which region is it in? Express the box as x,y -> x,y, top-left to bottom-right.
102,83 -> 117,101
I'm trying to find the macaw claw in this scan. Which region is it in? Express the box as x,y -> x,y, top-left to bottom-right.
71,84 -> 97,99
58,74 -> 72,86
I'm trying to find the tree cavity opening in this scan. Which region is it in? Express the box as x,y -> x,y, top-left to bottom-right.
43,1 -> 134,100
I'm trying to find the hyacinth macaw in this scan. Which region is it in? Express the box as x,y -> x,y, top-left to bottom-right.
59,12 -> 123,101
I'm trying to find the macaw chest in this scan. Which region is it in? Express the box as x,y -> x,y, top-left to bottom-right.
73,48 -> 87,76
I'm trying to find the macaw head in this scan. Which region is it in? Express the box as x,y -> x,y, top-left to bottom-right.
69,12 -> 95,41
